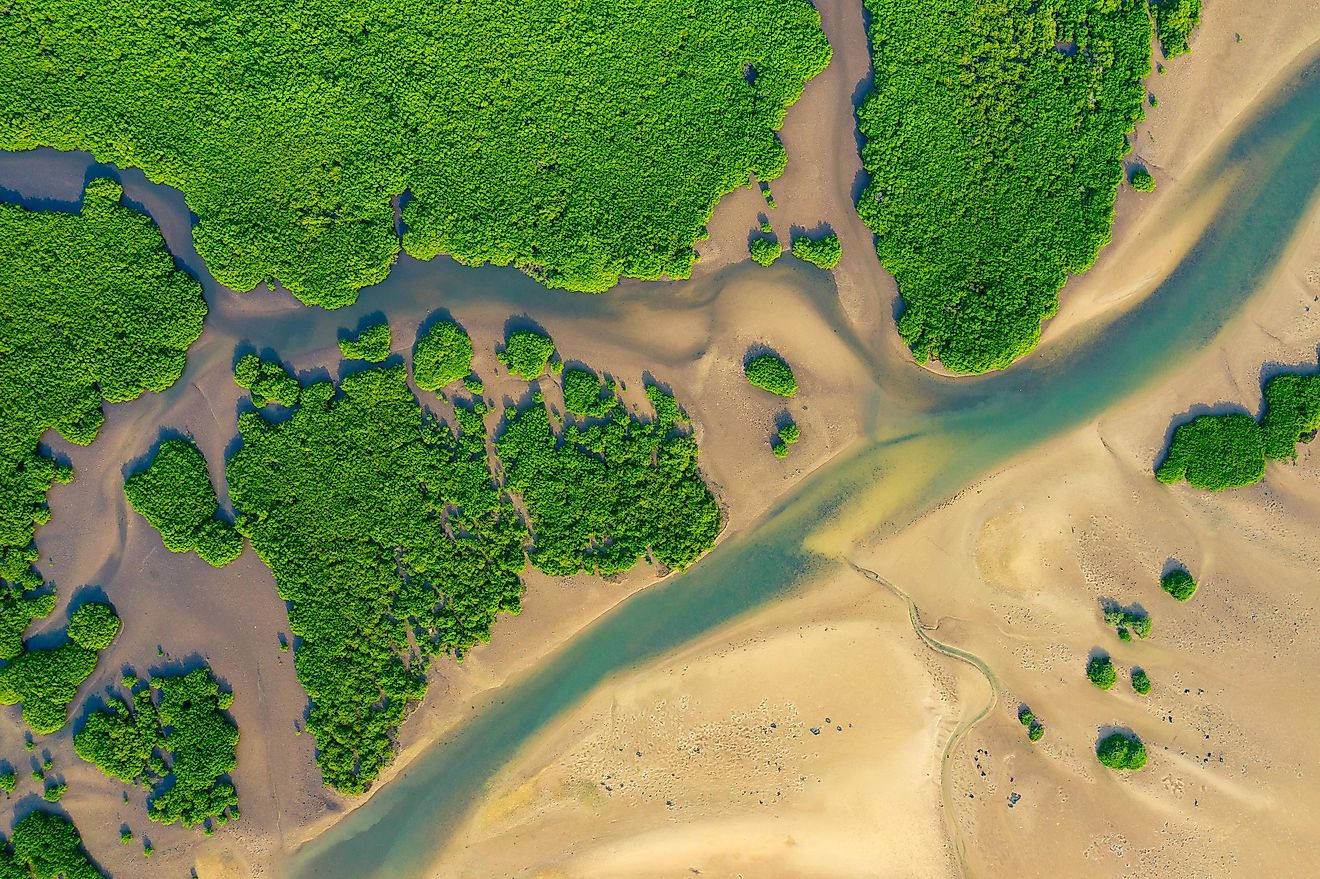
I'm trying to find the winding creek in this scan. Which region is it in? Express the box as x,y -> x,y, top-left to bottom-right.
2,45 -> 1320,879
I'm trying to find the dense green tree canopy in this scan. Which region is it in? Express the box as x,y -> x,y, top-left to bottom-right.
1131,667 -> 1152,695
226,365 -> 528,793
125,439 -> 242,567
499,331 -> 559,381
1155,413 -> 1265,490
790,233 -> 841,269
1096,731 -> 1148,770
496,386 -> 722,576
1160,568 -> 1197,601
1,811 -> 106,879
856,0 -> 1153,373
561,368 -> 617,419
1150,0 -> 1202,57
77,666 -> 239,828
413,320 -> 474,391
1086,655 -> 1117,690
0,0 -> 830,306
749,237 -> 782,267
0,603 -> 120,734
0,180 -> 205,647
1260,373 -> 1320,461
233,355 -> 301,408
339,322 -> 393,363
744,354 -> 797,397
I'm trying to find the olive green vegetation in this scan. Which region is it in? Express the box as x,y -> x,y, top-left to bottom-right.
226,364 -> 528,794
412,320 -> 474,392
856,0 -> 1155,373
1027,722 -> 1045,742
233,354 -> 301,408
790,233 -> 841,269
0,179 -> 204,658
1096,731 -> 1148,770
772,419 -> 800,458
1160,568 -> 1198,601
1150,0 -> 1202,58
75,666 -> 239,828
225,351 -> 720,792
0,0 -> 830,306
0,604 -> 120,734
124,439 -> 242,567
338,322 -> 392,363
1018,706 -> 1045,741
1131,667 -> 1152,695
1155,413 -> 1264,490
0,811 -> 106,879
1017,707 -> 1035,726
749,237 -> 782,267
561,369 -> 616,419
1103,602 -> 1151,640
759,219 -> 773,235
1086,655 -> 1117,690
464,377 -> 485,396
497,385 -> 721,577
0,772 -> 12,794
499,331 -> 558,381
41,783 -> 66,803
1157,370 -> 1320,489
1130,167 -> 1156,192
1260,373 -> 1320,460
744,354 -> 797,398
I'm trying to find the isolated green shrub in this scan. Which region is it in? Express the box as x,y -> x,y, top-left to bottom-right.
1087,655 -> 1117,690
1155,413 -> 1265,489
778,422 -> 800,445
338,322 -> 392,362
772,442 -> 790,459
41,783 -> 66,803
500,331 -> 558,381
1160,568 -> 1197,601
0,179 -> 204,643
496,386 -> 722,576
856,0 -> 1152,373
233,355 -> 300,408
1130,168 -> 1156,191
1028,722 -> 1045,742
561,369 -> 616,418
413,321 -> 473,391
749,237 -> 782,267
66,603 -> 121,651
1150,0 -> 1202,58
1017,707 -> 1035,726
791,233 -> 841,269
745,354 -> 797,397
0,771 -> 13,793
464,377 -> 485,396
1260,373 -> 1320,460
125,439 -> 241,567
1131,668 -> 1152,695
0,0 -> 829,305
5,810 -> 106,879
1096,731 -> 1148,770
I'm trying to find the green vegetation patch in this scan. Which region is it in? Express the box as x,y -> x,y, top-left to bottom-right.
413,320 -> 474,392
1102,601 -> 1151,640
226,365 -> 527,793
561,369 -> 617,419
1260,373 -> 1320,460
856,0 -> 1153,373
0,603 -> 120,733
772,418 -> 800,458
749,237 -> 782,267
0,179 -> 205,652
790,233 -> 841,269
0,810 -> 106,879
1086,655 -> 1117,690
1131,667 -> 1152,695
499,331 -> 558,381
125,439 -> 242,567
339,322 -> 392,363
1155,413 -> 1264,489
1150,0 -> 1202,58
1096,731 -> 1148,770
744,354 -> 797,398
233,355 -> 301,408
1160,568 -> 1197,601
75,666 -> 239,828
1130,168 -> 1156,192
496,386 -> 722,576
0,0 -> 830,305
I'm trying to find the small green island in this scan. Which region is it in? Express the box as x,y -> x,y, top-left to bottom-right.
125,438 -> 243,567
0,602 -> 121,734
339,321 -> 393,362
744,353 -> 798,398
0,810 -> 107,879
1161,567 -> 1198,601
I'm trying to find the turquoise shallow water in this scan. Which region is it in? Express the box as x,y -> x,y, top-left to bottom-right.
2,49 -> 1319,879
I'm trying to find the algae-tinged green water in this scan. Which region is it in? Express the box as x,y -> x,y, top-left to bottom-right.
1,51 -> 1318,879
